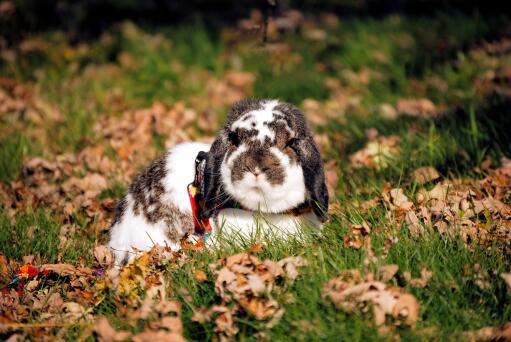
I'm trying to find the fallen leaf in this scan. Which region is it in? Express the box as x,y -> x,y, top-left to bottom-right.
389,188 -> 414,211
22,255 -> 35,264
195,269 -> 208,283
94,245 -> 114,266
249,243 -> 263,253
409,268 -> 433,288
396,98 -> 438,118
378,103 -> 398,120
63,173 -> 108,193
405,211 -> 423,238
60,302 -> 93,321
158,316 -> 183,333
379,265 -> 399,282
93,317 -> 131,342
411,166 -> 440,184
350,136 -> 400,170
323,272 -> 420,327
500,273 -> 511,290
41,263 -> 77,276
132,330 -> 187,342
392,293 -> 420,325
277,256 -> 308,281
463,323 -> 511,341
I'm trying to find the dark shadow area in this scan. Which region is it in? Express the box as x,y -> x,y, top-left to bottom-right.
2,0 -> 511,44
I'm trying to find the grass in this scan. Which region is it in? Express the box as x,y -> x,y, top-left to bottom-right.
1,11 -> 510,341
0,133 -> 29,183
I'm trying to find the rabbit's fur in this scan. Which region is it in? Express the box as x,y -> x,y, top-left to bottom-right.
109,99 -> 328,265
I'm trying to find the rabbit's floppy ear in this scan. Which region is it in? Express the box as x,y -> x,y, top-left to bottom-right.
294,136 -> 329,222
201,99 -> 264,218
201,136 -> 227,218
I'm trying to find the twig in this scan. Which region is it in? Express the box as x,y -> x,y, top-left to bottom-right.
262,0 -> 277,44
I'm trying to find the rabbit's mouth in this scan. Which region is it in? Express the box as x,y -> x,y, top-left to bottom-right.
223,169 -> 307,214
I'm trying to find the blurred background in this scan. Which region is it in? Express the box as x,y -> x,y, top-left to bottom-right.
2,0 -> 511,178
1,0 -> 511,215
1,0 -> 510,43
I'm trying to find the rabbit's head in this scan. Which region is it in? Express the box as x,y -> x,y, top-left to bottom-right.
202,99 -> 328,221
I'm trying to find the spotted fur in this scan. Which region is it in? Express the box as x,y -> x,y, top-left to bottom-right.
203,99 -> 329,220
109,142 -> 209,265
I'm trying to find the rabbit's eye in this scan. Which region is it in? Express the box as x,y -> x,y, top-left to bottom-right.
228,131 -> 240,147
285,138 -> 298,149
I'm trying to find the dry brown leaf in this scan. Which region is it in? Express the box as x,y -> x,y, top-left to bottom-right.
277,256 -> 308,281
195,269 -> 208,283
41,263 -> 77,276
93,317 -> 132,342
94,245 -> 114,266
378,265 -> 399,282
350,135 -> 400,170
249,243 -> 263,253
207,252 -> 307,337
378,103 -> 398,120
21,255 -> 35,264
409,268 -> 433,288
154,300 -> 181,316
324,160 -> 339,199
411,166 -> 440,184
214,307 -> 239,338
344,222 -> 372,250
389,188 -> 414,211
132,330 -> 187,342
405,210 -> 423,238
224,71 -> 256,92
63,173 -> 108,193
416,183 -> 450,203
344,235 -> 363,249
464,323 -> 511,341
500,273 -> 511,290
350,222 -> 371,236
156,316 -> 183,334
190,307 -> 213,324
392,293 -> 420,325
396,98 -> 438,118
60,302 -> 93,321
25,279 -> 39,291
323,272 -> 420,327
240,297 -> 280,320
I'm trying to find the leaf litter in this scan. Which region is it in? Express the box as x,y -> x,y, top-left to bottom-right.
190,253 -> 307,340
322,267 -> 420,328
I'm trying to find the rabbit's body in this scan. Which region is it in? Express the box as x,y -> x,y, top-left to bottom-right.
109,99 -> 328,265
109,142 -> 208,264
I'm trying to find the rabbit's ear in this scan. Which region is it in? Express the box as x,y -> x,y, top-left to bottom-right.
294,137 -> 329,222
201,137 -> 227,218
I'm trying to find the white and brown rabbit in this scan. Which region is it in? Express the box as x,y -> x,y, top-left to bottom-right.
109,99 -> 329,265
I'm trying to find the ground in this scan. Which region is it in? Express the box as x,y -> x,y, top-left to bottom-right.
0,10 -> 511,341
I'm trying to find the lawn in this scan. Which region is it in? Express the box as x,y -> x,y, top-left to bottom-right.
1,9 -> 510,341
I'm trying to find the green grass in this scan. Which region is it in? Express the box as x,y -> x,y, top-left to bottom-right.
1,11 -> 510,341
0,133 -> 29,183
0,211 -> 61,263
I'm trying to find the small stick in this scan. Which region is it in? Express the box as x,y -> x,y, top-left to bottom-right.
262,0 -> 277,44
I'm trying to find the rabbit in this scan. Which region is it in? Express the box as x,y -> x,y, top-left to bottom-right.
108,99 -> 328,265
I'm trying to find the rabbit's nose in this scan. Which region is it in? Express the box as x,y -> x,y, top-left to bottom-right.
252,168 -> 261,177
